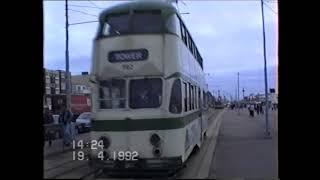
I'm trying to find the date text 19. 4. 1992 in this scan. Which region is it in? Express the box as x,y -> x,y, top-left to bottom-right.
73,150 -> 139,161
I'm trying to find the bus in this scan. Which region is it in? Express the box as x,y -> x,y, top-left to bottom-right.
88,1 -> 212,176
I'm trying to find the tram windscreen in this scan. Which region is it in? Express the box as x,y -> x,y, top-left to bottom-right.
99,79 -> 126,109
129,78 -> 162,109
132,10 -> 162,33
103,13 -> 130,35
102,10 -> 162,36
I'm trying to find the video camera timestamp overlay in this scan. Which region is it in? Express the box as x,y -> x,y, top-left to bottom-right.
72,140 -> 139,161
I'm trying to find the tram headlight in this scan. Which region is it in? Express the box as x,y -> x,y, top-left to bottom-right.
99,136 -> 110,149
150,133 -> 161,147
153,147 -> 162,157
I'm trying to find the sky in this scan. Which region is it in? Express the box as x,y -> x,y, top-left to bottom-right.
44,0 -> 278,98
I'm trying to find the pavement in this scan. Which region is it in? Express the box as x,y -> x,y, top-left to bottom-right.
209,108 -> 278,180
44,132 -> 91,157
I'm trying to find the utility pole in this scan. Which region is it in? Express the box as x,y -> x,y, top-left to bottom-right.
65,0 -> 71,110
260,0 -> 271,138
237,72 -> 240,114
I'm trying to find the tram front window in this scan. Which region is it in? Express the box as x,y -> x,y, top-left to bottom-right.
102,10 -> 162,36
129,78 -> 162,109
132,10 -> 162,33
99,79 -> 126,109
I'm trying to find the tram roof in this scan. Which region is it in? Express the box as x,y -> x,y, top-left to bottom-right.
99,1 -> 178,22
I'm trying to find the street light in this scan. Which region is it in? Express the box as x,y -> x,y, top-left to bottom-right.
260,0 -> 271,138
65,0 -> 71,110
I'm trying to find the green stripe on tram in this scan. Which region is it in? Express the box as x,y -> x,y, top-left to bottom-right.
92,110 -> 202,131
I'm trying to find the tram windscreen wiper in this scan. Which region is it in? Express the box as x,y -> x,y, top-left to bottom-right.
109,24 -> 121,35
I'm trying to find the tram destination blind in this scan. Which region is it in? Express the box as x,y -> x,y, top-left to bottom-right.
108,49 -> 148,63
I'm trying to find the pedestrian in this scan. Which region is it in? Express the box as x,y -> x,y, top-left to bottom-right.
44,107 -> 55,147
59,105 -> 74,146
259,104 -> 264,114
248,104 -> 254,117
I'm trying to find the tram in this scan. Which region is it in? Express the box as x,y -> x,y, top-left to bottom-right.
88,1 -> 212,175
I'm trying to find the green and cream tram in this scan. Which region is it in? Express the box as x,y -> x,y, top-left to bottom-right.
89,1 -> 212,175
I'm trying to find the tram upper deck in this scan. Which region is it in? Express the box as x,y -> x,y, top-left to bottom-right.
91,1 -> 204,83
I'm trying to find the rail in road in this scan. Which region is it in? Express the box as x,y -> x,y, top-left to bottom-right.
43,109 -> 226,179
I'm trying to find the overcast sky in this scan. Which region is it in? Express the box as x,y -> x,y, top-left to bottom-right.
44,0 -> 278,98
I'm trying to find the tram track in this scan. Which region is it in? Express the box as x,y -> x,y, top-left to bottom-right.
44,148 -> 92,179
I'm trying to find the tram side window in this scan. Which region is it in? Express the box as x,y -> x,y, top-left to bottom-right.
183,82 -> 188,112
195,88 -> 197,108
129,78 -> 162,109
198,88 -> 201,109
191,85 -> 194,110
99,79 -> 126,109
188,83 -> 192,111
194,86 -> 196,109
195,87 -> 198,109
188,33 -> 192,53
169,79 -> 182,114
181,23 -> 188,46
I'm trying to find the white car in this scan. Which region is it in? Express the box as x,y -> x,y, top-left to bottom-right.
75,112 -> 92,133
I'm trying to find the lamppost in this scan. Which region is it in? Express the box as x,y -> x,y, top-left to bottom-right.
260,0 -> 271,138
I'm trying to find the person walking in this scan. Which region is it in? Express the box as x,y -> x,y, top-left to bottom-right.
259,103 -> 264,114
59,105 -> 74,146
44,107 -> 55,147
248,104 -> 254,117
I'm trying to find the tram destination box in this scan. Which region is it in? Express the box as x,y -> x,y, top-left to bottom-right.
108,49 -> 149,63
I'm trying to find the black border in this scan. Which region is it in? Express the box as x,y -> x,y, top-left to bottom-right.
278,0 -> 307,178
8,0 -> 43,179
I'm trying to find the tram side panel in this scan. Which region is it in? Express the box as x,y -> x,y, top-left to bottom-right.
163,34 -> 204,159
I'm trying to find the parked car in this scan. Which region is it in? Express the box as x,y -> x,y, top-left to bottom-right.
75,112 -> 91,133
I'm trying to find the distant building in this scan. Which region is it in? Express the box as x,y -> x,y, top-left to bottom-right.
43,68 -> 71,113
71,72 -> 91,95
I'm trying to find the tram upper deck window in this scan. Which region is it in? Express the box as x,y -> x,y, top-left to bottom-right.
132,10 -> 162,33
129,78 -> 162,109
99,79 -> 126,109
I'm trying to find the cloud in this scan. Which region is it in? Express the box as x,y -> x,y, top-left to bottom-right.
44,0 -> 278,93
